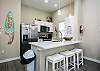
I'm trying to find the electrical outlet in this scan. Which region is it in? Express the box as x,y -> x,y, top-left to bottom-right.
1,50 -> 5,54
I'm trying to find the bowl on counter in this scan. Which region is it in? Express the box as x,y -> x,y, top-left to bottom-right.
63,37 -> 73,41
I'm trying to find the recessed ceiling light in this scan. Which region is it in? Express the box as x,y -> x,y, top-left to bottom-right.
44,0 -> 49,3
54,4 -> 58,7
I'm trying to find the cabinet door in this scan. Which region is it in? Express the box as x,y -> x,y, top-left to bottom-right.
35,21 -> 44,32
45,22 -> 53,32
49,23 -> 53,32
35,21 -> 53,32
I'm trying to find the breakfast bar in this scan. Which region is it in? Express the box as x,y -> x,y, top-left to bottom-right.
29,41 -> 80,71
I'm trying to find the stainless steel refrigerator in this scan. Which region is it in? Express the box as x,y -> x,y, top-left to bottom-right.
20,24 -> 38,64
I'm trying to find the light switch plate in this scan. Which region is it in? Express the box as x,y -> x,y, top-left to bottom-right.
1,50 -> 5,54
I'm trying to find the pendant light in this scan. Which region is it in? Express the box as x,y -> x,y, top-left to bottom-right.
44,0 -> 49,3
58,10 -> 61,15
69,0 -> 72,17
58,0 -> 61,15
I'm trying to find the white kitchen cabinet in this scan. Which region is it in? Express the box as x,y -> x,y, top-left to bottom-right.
35,21 -> 53,32
44,22 -> 53,32
49,23 -> 53,32
35,21 -> 44,32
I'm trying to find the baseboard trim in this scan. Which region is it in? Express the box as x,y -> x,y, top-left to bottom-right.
0,57 -> 20,63
84,57 -> 100,64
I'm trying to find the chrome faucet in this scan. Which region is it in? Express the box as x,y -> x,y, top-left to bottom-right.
54,27 -> 63,42
59,31 -> 63,42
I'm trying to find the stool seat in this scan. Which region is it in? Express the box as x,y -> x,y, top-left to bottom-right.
47,54 -> 65,62
63,51 -> 75,56
71,49 -> 83,53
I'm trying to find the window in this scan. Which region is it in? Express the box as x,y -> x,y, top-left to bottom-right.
59,16 -> 74,38
59,22 -> 65,38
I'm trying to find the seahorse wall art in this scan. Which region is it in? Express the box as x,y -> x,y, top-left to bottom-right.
4,11 -> 15,44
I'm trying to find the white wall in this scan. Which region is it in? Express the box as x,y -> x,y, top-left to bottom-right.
80,0 -> 100,60
0,2 -> 1,27
0,0 -> 21,60
21,5 -> 51,24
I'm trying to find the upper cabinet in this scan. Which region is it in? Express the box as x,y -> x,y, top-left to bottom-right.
44,22 -> 53,32
35,21 -> 53,32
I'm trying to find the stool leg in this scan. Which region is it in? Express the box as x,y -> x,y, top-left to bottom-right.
57,62 -> 58,70
73,54 -> 76,71
46,59 -> 48,71
82,51 -> 84,65
77,53 -> 79,69
66,58 -> 68,71
52,63 -> 55,71
63,58 -> 66,71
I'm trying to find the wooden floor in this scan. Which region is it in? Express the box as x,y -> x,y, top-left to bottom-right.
0,59 -> 100,71
0,60 -> 26,71
75,59 -> 100,71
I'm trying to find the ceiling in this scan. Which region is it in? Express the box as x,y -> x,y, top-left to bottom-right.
22,0 -> 74,13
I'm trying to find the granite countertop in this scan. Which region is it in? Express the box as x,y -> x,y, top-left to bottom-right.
29,40 -> 80,49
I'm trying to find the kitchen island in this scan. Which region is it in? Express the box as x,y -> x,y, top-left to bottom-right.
29,40 -> 80,71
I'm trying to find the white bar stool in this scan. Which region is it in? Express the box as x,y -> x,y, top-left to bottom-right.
46,54 -> 66,71
71,49 -> 83,69
60,51 -> 76,71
